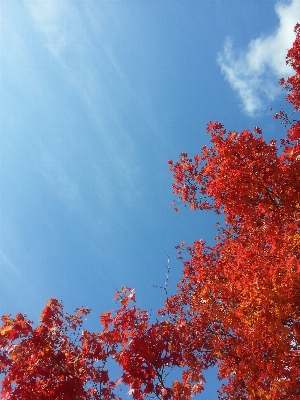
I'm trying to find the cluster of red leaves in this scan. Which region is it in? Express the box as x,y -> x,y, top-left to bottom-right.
0,288 -> 204,399
0,299 -> 120,400
166,24 -> 300,399
2,23 -> 300,400
276,23 -> 300,141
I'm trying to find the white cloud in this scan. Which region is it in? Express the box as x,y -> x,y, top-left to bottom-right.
25,0 -> 72,57
218,0 -> 300,116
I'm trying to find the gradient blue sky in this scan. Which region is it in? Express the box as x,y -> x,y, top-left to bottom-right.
1,0 -> 300,398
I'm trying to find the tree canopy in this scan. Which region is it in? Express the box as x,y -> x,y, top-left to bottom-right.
1,24 -> 300,400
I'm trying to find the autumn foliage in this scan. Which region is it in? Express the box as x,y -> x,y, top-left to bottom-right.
2,24 -> 300,399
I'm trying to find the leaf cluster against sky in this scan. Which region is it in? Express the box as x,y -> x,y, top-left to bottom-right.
1,1 -> 300,397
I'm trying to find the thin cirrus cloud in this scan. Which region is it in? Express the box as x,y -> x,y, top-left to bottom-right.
24,0 -> 141,207
0,249 -> 22,278
218,0 -> 300,116
24,0 -> 72,59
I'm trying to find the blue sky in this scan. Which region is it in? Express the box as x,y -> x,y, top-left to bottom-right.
1,0 -> 300,398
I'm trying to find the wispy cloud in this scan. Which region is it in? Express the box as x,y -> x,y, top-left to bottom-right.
218,0 -> 300,116
24,0 -> 141,207
25,0 -> 71,58
40,149 -> 79,204
0,249 -> 22,278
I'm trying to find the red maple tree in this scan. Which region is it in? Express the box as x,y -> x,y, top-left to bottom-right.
165,23 -> 300,399
1,24 -> 300,400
